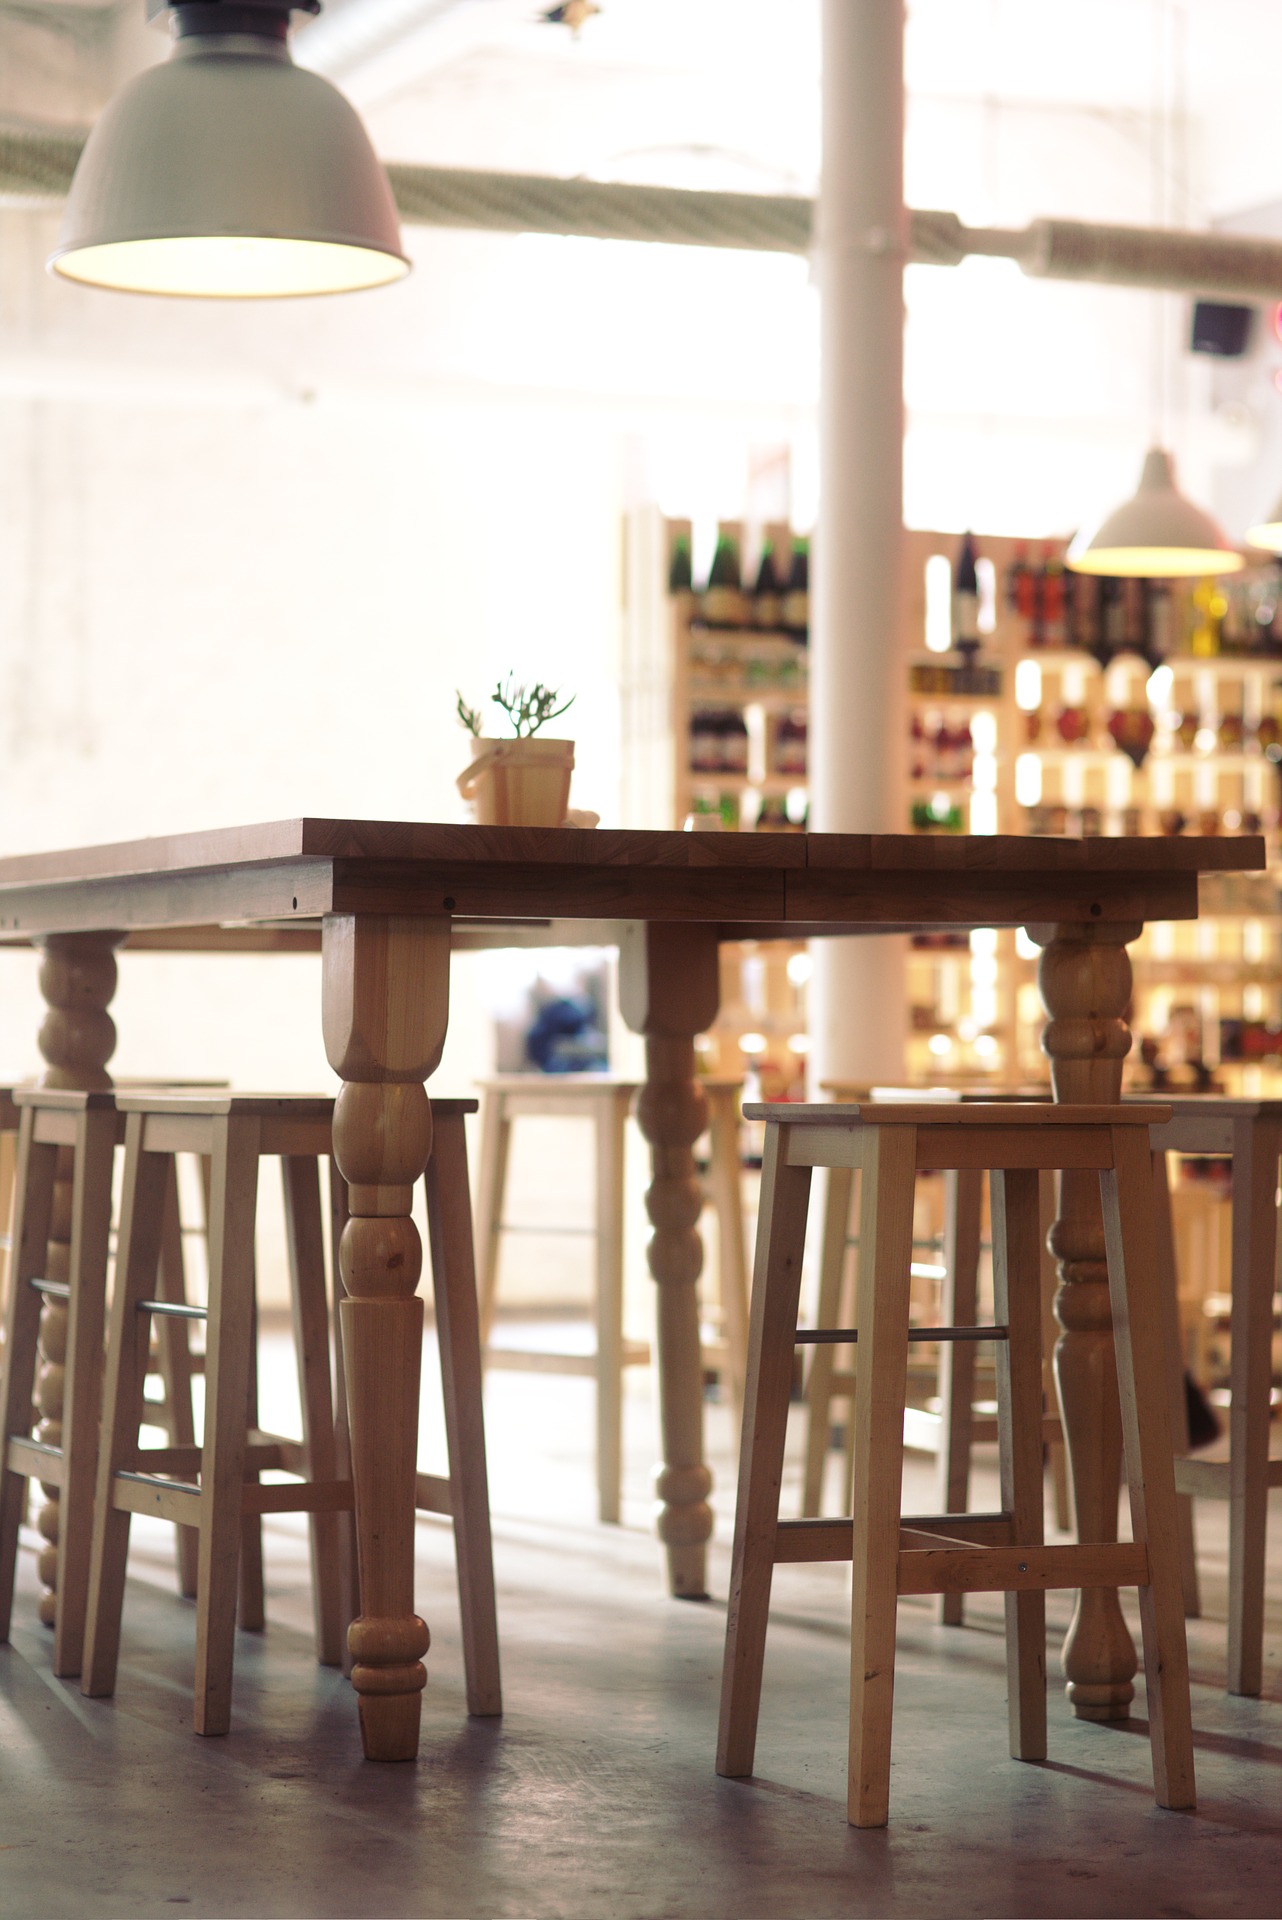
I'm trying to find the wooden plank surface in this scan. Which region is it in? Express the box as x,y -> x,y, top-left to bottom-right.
0,820 -> 1264,940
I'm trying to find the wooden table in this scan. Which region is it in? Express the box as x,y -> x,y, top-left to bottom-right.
0,820 -> 1263,1759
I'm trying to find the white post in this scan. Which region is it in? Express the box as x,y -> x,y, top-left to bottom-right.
809,0 -> 910,1092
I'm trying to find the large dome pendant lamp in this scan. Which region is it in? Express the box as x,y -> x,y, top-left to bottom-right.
1066,446 -> 1243,579
48,0 -> 408,299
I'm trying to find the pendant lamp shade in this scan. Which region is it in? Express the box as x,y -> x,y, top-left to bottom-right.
1066,447 -> 1243,578
49,16 -> 408,298
1245,494 -> 1282,554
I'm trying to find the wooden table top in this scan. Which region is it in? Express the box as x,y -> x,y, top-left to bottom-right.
0,818 -> 1266,943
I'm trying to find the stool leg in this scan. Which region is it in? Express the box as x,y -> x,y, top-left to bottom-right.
594,1095 -> 627,1526
717,1125 -> 813,1780
425,1112 -> 502,1716
82,1116 -> 170,1699
707,1084 -> 750,1421
801,1166 -> 854,1519
1101,1127 -> 1196,1812
1039,1171 -> 1072,1534
237,1282 -> 266,1635
474,1099 -> 510,1349
199,1153 -> 264,1634
0,1116 -> 57,1643
936,1167 -> 983,1627
990,1168 -> 1048,1763
1225,1116 -> 1280,1698
52,1105 -> 116,1678
193,1115 -> 261,1737
283,1155 -> 344,1669
1152,1148 -> 1200,1619
155,1158 -> 200,1601
847,1124 -> 918,1830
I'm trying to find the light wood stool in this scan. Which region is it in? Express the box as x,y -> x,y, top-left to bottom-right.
718,1100 -> 1195,1828
79,1091 -> 499,1735
474,1073 -> 748,1525
0,1081 -> 244,1647
1144,1097 -> 1282,1696
0,1089 -> 121,1673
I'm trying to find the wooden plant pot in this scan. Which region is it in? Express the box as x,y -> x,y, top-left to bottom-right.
457,737 -> 575,827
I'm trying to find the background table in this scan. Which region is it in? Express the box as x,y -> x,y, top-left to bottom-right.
0,820 -> 1263,1757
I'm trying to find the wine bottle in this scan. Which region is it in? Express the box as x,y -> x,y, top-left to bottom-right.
1041,545 -> 1066,647
1005,541 -> 1030,615
953,532 -> 980,657
668,534 -> 693,595
752,543 -> 783,630
701,535 -> 748,628
781,537 -> 809,640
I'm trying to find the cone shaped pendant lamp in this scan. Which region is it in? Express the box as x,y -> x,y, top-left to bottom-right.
49,1 -> 408,298
1066,447 -> 1243,578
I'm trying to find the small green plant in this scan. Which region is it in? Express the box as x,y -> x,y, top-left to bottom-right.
456,676 -> 575,739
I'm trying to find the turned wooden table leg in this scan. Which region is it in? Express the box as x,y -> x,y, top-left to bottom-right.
1029,919 -> 1142,1721
322,912 -> 450,1760
620,923 -> 720,1599
33,932 -> 122,1630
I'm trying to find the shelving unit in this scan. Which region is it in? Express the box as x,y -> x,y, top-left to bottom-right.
627,512 -> 1282,1105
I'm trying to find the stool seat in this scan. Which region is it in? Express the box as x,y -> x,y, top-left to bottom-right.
721,1099 -> 1193,1828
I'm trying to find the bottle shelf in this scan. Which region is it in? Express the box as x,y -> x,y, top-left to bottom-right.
687,684 -> 808,710
644,514 -> 1282,1103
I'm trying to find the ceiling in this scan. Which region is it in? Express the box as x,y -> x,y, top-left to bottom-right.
4,1 -> 1282,225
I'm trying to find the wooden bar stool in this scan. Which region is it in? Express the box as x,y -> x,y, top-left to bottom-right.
1143,1097 -> 1282,1696
80,1091 -> 499,1736
0,1089 -> 120,1674
474,1073 -> 748,1524
718,1100 -> 1195,1829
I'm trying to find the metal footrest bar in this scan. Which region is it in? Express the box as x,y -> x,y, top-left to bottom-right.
795,1324 -> 1008,1345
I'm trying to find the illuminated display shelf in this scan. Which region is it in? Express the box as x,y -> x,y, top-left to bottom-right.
626,512 -> 1282,1097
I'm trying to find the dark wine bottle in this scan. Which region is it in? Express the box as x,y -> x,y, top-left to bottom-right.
752,543 -> 782,630
701,535 -> 748,628
781,536 -> 809,639
668,534 -> 693,595
953,531 -> 980,657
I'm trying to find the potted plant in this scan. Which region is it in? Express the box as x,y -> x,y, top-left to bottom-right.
456,676 -> 581,827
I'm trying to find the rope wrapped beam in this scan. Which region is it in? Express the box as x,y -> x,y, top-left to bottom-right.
4,119 -> 1282,298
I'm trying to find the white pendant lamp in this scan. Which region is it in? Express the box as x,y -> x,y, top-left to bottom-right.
1245,494 -> 1282,554
1066,447 -> 1243,578
49,1 -> 408,299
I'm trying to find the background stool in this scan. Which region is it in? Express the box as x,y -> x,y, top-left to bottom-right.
1145,1097 -> 1282,1696
0,1089 -> 119,1674
718,1101 -> 1194,1828
474,1073 -> 748,1524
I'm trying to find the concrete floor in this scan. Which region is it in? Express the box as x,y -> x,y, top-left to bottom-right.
0,1331 -> 1278,1920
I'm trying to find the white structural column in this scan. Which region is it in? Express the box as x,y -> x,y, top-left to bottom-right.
809,0 -> 910,1090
